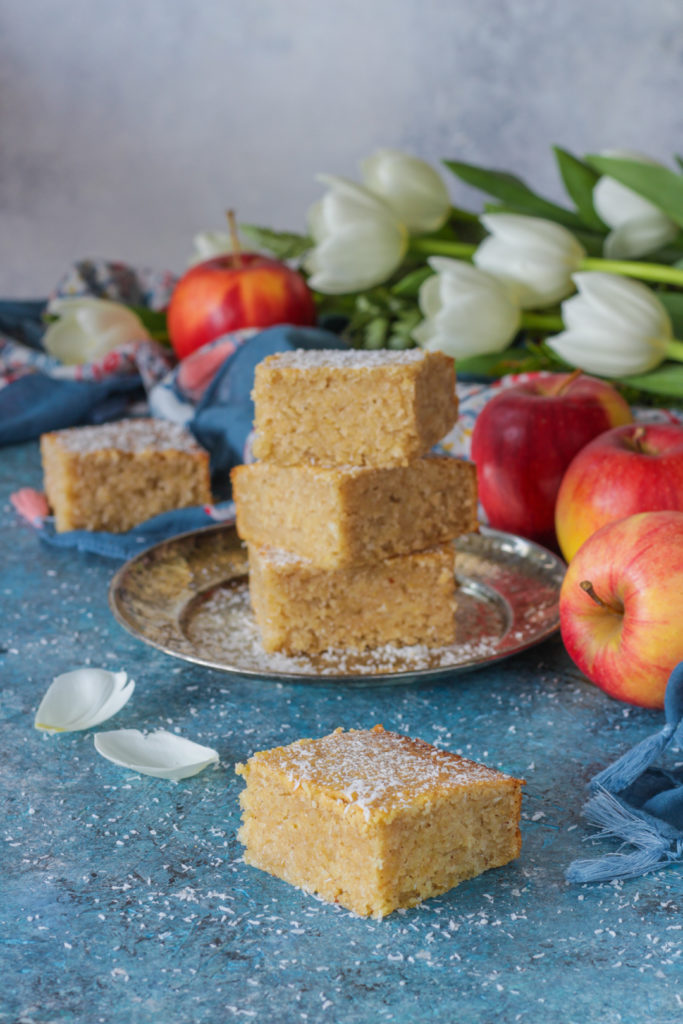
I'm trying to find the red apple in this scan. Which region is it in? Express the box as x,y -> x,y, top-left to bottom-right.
167,252 -> 317,360
470,372 -> 632,551
555,422 -> 683,562
559,510 -> 683,708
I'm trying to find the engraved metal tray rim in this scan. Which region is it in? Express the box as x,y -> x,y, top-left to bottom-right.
108,524 -> 566,685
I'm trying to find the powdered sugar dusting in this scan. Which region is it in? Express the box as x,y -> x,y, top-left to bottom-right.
111,525 -> 564,682
264,348 -> 428,370
185,581 -> 503,677
251,727 -> 515,818
49,418 -> 206,455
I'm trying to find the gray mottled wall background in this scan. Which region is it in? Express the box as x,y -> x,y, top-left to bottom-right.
2,0 -> 682,295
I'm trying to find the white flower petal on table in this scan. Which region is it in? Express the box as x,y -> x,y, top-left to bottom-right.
93,729 -> 220,780
34,668 -> 135,733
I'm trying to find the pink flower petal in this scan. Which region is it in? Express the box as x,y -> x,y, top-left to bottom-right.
10,488 -> 50,527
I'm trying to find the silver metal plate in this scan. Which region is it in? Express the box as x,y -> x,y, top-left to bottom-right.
108,524 -> 565,684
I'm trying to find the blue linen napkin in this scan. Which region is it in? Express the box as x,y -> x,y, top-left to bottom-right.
34,502 -> 236,561
189,323 -> 348,479
2,279 -> 348,559
566,662 -> 683,882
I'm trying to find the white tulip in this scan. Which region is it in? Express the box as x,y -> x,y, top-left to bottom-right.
592,150 -> 678,259
188,230 -> 234,265
360,148 -> 451,234
473,213 -> 585,309
304,175 -> 407,294
546,272 -> 673,377
44,297 -> 151,365
412,257 -> 521,359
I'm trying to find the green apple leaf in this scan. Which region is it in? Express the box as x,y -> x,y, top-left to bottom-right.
552,146 -> 606,231
239,224 -> 312,260
585,156 -> 683,228
443,159 -> 584,229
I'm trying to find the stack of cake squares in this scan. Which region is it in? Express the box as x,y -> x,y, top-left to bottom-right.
231,348 -> 478,654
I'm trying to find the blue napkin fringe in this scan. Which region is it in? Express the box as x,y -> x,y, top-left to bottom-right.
567,662 -> 683,883
566,788 -> 683,882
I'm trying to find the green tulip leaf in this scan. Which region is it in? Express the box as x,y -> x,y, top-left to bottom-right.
126,305 -> 169,343
443,159 -> 584,229
391,267 -> 433,297
585,156 -> 683,228
362,316 -> 390,350
552,146 -> 606,231
657,292 -> 683,336
620,363 -> 683,398
239,224 -> 312,260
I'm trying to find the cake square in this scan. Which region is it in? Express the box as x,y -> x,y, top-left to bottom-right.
251,348 -> 458,467
247,541 -> 457,654
236,725 -> 524,918
232,456 -> 478,569
41,418 -> 212,533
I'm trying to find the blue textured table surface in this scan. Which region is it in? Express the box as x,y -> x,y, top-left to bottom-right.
2,441 -> 681,1024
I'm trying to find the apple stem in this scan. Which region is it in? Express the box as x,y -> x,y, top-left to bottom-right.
226,209 -> 243,269
549,368 -> 583,397
580,580 -> 622,615
629,425 -> 647,454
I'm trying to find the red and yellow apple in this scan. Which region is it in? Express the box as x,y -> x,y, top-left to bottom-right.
559,510 -> 683,708
555,422 -> 683,562
167,252 -> 316,360
470,372 -> 632,551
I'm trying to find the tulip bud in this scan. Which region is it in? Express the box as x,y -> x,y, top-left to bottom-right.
546,272 -> 672,377
360,148 -> 451,234
304,175 -> 407,294
43,298 -> 151,366
412,258 -> 521,359
473,214 -> 585,309
592,150 -> 678,259
188,230 -> 234,266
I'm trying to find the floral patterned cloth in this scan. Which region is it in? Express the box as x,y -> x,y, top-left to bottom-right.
3,259 -> 682,557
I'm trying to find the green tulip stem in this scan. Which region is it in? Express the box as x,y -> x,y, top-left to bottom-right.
520,311 -> 564,333
580,256 -> 683,288
666,338 -> 683,362
408,238 -> 477,259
